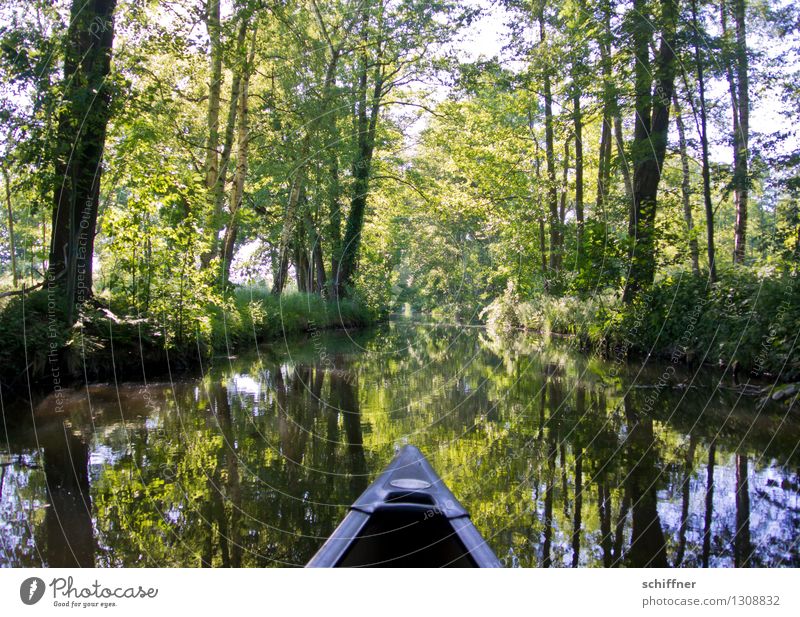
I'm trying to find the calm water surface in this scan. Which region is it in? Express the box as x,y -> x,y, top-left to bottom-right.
1,322 -> 798,567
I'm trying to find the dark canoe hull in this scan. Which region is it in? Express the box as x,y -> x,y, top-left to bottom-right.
307,445 -> 502,568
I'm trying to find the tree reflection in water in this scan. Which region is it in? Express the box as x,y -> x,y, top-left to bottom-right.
2,323 -> 798,567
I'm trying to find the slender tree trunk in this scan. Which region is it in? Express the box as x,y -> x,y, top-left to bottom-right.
272,139 -> 309,295
294,238 -> 309,292
318,49 -> 342,296
221,29 -> 256,287
204,0 -> 222,204
733,0 -> 749,262
614,115 -> 633,203
573,92 -> 584,249
327,151 -> 342,294
337,43 -> 382,294
672,90 -> 700,274
623,0 -> 678,303
722,0 -> 750,264
306,212 -> 326,294
533,137 -> 549,289
690,0 -> 717,282
49,0 -> 118,322
202,19 -> 247,268
2,166 -> 17,287
596,0 -> 613,214
597,120 -> 612,212
539,11 -> 561,273
560,139 -> 569,225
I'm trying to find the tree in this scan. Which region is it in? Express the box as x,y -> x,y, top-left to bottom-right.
48,0 -> 118,322
672,88 -> 700,274
721,0 -> 750,264
220,28 -> 258,287
623,0 -> 680,303
688,0 -> 718,281
1,165 -> 17,287
537,2 -> 562,273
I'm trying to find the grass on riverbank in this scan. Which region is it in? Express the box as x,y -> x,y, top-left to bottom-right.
210,287 -> 372,348
482,266 -> 800,380
0,287 -> 372,398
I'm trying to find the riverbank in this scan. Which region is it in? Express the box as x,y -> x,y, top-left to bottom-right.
481,267 -> 800,382
0,288 -> 373,404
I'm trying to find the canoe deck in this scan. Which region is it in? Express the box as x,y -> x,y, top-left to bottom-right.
307,445 -> 502,568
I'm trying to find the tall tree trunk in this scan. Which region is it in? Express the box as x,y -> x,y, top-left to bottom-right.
597,121 -> 612,212
622,0 -> 678,303
723,0 -> 750,264
221,29 -> 256,287
690,0 -> 717,282
306,211 -> 326,294
327,151 -> 342,294
49,0 -> 118,322
532,137 -> 549,289
560,139 -> 570,225
573,92 -> 584,249
272,140 -> 309,295
596,0 -> 613,214
539,11 -> 561,273
614,115 -> 633,203
672,90 -> 700,274
337,42 -> 382,295
2,166 -> 16,287
294,237 -> 310,293
204,0 -> 222,205
203,19 -> 247,268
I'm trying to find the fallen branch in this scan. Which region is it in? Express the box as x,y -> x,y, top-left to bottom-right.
0,281 -> 45,299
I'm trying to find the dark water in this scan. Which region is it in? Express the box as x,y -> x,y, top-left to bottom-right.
1,322 -> 798,567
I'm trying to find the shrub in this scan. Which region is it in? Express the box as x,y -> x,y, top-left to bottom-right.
0,290 -> 67,391
210,288 -> 372,349
479,266 -> 800,379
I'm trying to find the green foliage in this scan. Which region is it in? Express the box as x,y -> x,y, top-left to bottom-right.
209,289 -> 372,349
0,285 -> 372,398
599,266 -> 800,376
2,0 -> 800,401
0,290 -> 65,390
568,220 -> 626,293
482,263 -> 800,378
483,284 -> 618,345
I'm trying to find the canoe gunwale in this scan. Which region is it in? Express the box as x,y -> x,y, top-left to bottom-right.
306,445 -> 503,568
